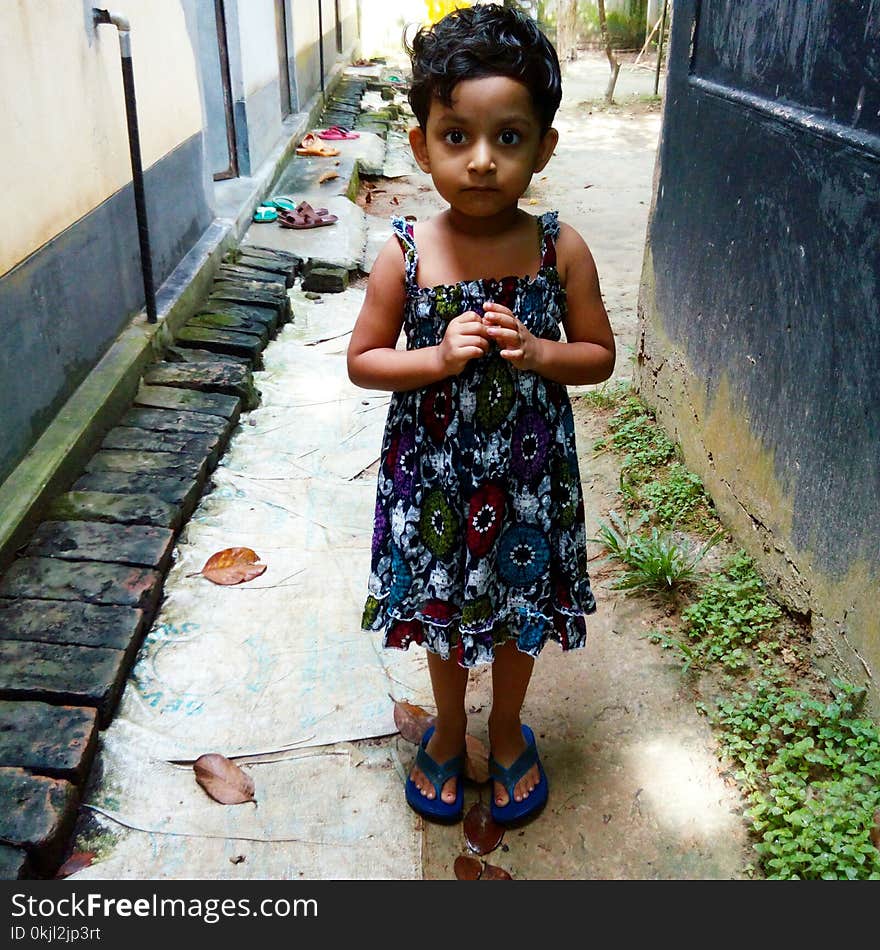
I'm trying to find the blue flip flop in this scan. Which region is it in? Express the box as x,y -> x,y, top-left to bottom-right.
489,724 -> 548,825
405,725 -> 464,823
252,205 -> 278,223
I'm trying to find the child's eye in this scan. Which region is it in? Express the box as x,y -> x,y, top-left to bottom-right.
499,129 -> 521,145
444,129 -> 466,145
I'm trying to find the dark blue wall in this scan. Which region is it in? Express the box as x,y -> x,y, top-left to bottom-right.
638,0 -> 880,682
0,132 -> 213,485
645,0 -> 880,572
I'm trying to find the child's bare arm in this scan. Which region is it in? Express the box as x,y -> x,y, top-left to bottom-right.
482,223 -> 615,386
347,238 -> 490,391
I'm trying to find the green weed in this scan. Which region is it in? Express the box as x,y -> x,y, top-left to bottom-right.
710,679 -> 880,879
606,399 -> 676,483
636,463 -> 717,530
592,510 -> 722,598
679,552 -> 782,672
581,378 -> 631,409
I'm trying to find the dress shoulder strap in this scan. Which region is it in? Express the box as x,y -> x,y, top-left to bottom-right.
539,210 -> 560,268
390,216 -> 418,288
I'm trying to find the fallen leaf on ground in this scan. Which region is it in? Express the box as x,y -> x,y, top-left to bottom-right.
481,863 -> 513,880
392,699 -> 435,743
194,753 -> 256,804
195,547 -> 267,586
55,852 -> 95,879
464,802 -> 504,855
391,195 -> 400,204
318,171 -> 339,184
464,734 -> 490,784
229,855 -> 247,865
454,855 -> 483,880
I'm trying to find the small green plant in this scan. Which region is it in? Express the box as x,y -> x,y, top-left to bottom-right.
647,628 -> 697,673
677,552 -> 782,672
606,400 -> 677,483
709,679 -> 880,879
592,511 -> 722,598
581,378 -> 630,409
637,463 -> 711,527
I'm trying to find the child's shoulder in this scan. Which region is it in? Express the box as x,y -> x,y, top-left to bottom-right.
551,217 -> 598,282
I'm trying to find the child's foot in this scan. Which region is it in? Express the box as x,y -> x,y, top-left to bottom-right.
488,719 -> 542,807
409,720 -> 466,804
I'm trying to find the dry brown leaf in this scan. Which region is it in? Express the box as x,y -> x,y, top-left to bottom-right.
392,699 -> 435,744
454,854 -> 483,880
391,195 -> 400,204
464,734 -> 490,784
481,862 -> 513,880
463,801 -> 504,855
194,753 -> 256,804
198,547 -> 267,586
318,171 -> 339,184
55,851 -> 95,879
871,809 -> 880,851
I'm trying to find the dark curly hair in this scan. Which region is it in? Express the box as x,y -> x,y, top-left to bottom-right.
406,3 -> 562,133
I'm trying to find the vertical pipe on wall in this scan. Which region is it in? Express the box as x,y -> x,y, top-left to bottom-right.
93,9 -> 157,324
654,0 -> 668,96
318,0 -> 325,96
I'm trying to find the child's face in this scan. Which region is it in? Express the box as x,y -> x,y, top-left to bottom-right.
409,75 -> 558,218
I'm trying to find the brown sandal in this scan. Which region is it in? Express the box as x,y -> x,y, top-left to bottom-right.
278,205 -> 338,229
295,132 -> 340,158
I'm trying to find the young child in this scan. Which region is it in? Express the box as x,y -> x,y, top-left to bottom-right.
347,3 -> 615,824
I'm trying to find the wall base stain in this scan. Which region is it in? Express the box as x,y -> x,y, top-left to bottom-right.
638,245 -> 879,713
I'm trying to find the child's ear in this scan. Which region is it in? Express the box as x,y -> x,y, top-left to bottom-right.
533,127 -> 559,173
409,126 -> 431,173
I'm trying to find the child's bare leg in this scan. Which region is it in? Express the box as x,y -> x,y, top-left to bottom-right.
410,650 -> 469,803
488,639 -> 542,806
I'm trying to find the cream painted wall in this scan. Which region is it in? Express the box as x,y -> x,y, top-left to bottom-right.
0,0 -> 204,277
237,0 -> 279,96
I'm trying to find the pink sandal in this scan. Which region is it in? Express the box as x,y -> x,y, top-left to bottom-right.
318,125 -> 360,141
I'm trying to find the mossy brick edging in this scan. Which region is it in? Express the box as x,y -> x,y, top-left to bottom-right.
0,769 -> 79,873
0,702 -> 98,784
0,244 -> 299,878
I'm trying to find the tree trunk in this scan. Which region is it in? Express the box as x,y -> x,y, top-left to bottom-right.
555,0 -> 578,64
597,0 -> 621,104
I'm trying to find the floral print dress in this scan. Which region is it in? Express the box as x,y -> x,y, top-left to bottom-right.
361,211 -> 596,667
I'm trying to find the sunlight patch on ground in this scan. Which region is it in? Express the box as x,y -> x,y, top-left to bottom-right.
624,734 -> 739,839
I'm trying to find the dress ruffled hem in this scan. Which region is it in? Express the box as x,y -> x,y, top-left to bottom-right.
361,591 -> 596,668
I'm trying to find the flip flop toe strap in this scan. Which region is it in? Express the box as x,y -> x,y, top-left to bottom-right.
489,743 -> 538,796
414,747 -> 463,798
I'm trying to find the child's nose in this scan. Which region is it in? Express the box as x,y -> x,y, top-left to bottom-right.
468,140 -> 496,174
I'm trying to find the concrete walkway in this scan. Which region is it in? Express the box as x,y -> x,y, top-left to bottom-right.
66,54 -> 752,881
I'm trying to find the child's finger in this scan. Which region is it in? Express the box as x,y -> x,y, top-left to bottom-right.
482,310 -> 518,329
482,301 -> 514,317
485,325 -> 519,344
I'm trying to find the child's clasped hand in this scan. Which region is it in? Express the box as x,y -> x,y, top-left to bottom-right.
436,301 -> 540,377
482,300 -> 540,371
